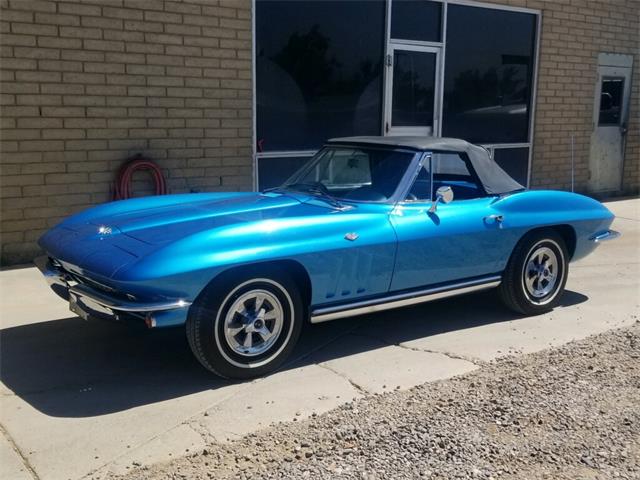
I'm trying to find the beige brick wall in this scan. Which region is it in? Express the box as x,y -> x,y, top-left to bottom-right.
1,0 -> 638,266
484,0 -> 639,193
0,0 -> 252,265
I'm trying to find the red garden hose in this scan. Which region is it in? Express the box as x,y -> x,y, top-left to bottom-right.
113,154 -> 167,200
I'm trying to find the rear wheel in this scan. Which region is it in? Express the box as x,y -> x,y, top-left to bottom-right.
499,229 -> 568,315
186,267 -> 303,379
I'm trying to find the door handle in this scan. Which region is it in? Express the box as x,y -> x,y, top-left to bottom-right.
484,214 -> 504,227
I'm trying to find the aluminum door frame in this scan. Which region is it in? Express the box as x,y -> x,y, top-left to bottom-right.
383,43 -> 443,137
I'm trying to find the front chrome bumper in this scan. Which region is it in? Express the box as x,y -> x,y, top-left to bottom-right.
589,229 -> 621,243
34,256 -> 190,327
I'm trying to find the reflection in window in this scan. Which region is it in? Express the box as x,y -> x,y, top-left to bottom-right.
598,77 -> 624,125
392,50 -> 437,128
256,0 -> 385,152
258,156 -> 311,190
432,152 -> 483,199
288,147 -> 414,202
407,153 -> 485,202
391,0 -> 442,42
433,152 -> 471,176
407,164 -> 431,201
318,149 -> 372,186
493,148 -> 529,186
443,5 -> 537,143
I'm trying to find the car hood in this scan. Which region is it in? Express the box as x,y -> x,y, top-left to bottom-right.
39,192 -> 312,278
95,192 -> 304,245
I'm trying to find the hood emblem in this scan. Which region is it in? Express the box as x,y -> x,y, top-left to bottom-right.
344,232 -> 359,241
98,225 -> 113,235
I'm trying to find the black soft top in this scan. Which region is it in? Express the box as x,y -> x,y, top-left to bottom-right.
328,136 -> 525,195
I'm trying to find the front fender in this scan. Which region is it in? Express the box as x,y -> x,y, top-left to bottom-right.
114,206 -> 398,305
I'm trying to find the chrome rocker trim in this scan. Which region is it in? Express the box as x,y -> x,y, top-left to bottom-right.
34,256 -> 191,313
589,229 -> 621,243
310,276 -> 502,323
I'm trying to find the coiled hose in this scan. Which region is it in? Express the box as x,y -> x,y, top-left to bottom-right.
113,155 -> 167,200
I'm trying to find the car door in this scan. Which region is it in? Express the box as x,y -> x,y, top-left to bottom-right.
292,146 -> 414,306
389,152 -> 512,292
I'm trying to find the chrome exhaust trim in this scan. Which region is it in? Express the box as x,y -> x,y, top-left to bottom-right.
310,276 -> 501,323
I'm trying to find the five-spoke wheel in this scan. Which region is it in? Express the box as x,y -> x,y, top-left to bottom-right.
223,289 -> 284,357
186,268 -> 303,379
499,229 -> 568,314
523,246 -> 559,301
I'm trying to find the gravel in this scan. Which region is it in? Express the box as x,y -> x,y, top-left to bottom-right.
112,322 -> 640,480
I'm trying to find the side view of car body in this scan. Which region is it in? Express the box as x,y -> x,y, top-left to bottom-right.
36,136 -> 619,378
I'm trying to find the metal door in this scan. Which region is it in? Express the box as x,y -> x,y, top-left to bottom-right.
588,54 -> 633,193
384,44 -> 441,137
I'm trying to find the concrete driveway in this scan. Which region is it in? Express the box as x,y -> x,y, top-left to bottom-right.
1,198 -> 638,480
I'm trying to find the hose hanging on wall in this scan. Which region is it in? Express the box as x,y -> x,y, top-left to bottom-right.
113,154 -> 167,200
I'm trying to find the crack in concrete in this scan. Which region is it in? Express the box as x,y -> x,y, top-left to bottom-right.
0,422 -> 40,480
400,344 -> 488,367
186,416 -> 220,445
80,386 -> 243,479
348,330 -> 486,367
316,362 -> 369,396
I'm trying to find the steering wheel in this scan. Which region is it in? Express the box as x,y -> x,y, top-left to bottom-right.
406,193 -> 418,201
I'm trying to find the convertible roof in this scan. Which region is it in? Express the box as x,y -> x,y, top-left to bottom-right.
327,136 -> 525,195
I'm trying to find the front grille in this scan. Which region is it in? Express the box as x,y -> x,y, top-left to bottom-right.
50,256 -> 117,295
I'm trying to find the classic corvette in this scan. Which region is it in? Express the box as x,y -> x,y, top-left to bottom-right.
36,136 -> 619,378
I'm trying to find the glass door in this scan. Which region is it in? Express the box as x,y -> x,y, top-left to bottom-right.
384,44 -> 441,137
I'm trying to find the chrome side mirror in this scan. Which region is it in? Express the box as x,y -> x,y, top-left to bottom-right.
428,186 -> 454,213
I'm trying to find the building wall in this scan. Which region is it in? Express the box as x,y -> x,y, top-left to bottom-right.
0,0 -> 252,265
489,0 -> 639,193
1,0 -> 638,266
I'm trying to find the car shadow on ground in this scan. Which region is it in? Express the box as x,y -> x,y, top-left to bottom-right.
0,289 -> 587,418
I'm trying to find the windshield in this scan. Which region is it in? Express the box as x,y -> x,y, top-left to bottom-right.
272,146 -> 416,203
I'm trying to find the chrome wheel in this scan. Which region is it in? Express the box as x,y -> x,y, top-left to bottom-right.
523,246 -> 559,300
223,289 -> 284,357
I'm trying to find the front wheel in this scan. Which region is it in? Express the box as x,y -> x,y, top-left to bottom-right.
186,267 -> 303,379
498,229 -> 568,315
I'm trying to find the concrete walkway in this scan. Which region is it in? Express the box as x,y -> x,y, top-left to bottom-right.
1,198 -> 638,480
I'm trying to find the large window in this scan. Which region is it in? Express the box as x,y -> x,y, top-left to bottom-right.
255,1 -> 540,190
257,157 -> 310,190
392,50 -> 437,127
391,0 -> 442,43
493,147 -> 529,186
443,5 -> 537,144
256,0 -> 386,152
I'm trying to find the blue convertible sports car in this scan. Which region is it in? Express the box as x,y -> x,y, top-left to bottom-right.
36,136 -> 619,378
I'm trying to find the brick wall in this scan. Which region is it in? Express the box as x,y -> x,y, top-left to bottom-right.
0,0 -> 252,265
486,0 -> 639,193
1,0 -> 638,266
